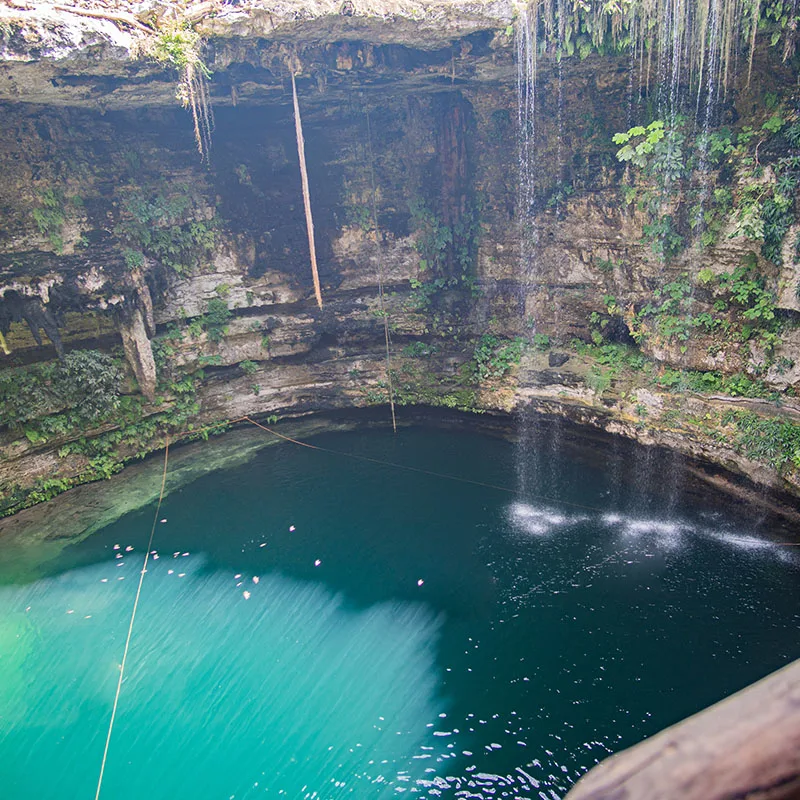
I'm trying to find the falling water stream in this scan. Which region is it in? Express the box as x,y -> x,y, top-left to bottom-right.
0,426 -> 798,800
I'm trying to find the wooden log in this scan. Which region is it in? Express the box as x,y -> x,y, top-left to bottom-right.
565,658 -> 800,800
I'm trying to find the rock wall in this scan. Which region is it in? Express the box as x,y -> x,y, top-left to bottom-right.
1,1 -> 799,516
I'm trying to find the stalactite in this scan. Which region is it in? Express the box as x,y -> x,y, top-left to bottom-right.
20,296 -> 63,357
291,72 -> 323,310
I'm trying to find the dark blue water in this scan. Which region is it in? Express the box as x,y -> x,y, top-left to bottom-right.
1,427 -> 798,799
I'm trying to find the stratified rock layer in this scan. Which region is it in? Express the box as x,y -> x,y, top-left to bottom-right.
1,1 -> 799,515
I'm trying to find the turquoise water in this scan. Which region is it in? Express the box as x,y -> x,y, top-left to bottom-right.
1,426 -> 799,799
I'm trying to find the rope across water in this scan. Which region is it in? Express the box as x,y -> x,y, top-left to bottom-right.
93,438 -> 170,800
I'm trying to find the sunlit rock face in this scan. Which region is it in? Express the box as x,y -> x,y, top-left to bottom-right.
1,1 -> 799,513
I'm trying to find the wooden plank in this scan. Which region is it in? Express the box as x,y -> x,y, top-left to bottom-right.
565,658 -> 800,800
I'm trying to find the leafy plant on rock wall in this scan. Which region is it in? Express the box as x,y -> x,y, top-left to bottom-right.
114,188 -> 216,275
471,335 -> 525,381
409,197 -> 453,275
718,410 -> 800,473
32,189 -> 70,253
544,181 -> 575,214
204,298 -> 232,343
613,121 -> 666,168
515,0 -> 797,81
707,257 -> 783,354
407,197 -> 481,308
690,187 -> 733,248
616,103 -> 800,266
1,330 -> 226,517
728,113 -> 800,267
613,119 -> 688,259
0,350 -> 123,436
144,22 -> 213,161
345,204 -> 373,233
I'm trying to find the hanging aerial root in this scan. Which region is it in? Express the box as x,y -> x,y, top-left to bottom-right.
292,72 -> 322,308
292,73 -> 323,309
183,61 -> 214,162
145,22 -> 213,162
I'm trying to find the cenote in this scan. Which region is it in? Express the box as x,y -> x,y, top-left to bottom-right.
1,420 -> 799,799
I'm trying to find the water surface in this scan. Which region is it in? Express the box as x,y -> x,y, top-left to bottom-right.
1,427 -> 798,799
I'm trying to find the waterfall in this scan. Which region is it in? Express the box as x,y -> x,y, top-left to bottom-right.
511,0 -> 769,504
692,0 -> 723,233
516,0 -> 537,276
515,1 -> 539,498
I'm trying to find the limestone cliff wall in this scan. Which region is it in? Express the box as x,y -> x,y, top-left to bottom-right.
1,1 -> 799,515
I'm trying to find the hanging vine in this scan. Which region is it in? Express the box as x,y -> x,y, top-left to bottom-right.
517,0 -> 799,97
145,23 -> 214,162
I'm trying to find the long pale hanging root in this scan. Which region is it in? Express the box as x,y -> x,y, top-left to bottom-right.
196,66 -> 214,159
185,63 -> 214,162
186,63 -> 204,159
292,73 -> 323,309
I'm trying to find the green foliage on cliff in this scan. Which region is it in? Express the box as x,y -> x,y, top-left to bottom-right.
717,260 -> 777,323
32,189 -> 67,253
114,189 -> 216,274
719,410 -> 800,472
625,257 -> 782,356
656,368 -> 779,400
0,345 -> 214,518
726,118 -> 800,267
614,103 -> 799,266
517,0 -> 798,71
408,197 -> 481,299
0,350 -> 122,430
204,298 -> 232,343
148,25 -> 208,75
409,198 -> 453,274
402,341 -> 437,358
613,119 -> 689,259
471,335 -> 525,381
613,122 -> 666,169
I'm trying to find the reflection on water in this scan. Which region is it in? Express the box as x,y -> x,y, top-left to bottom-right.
0,428 -> 798,799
